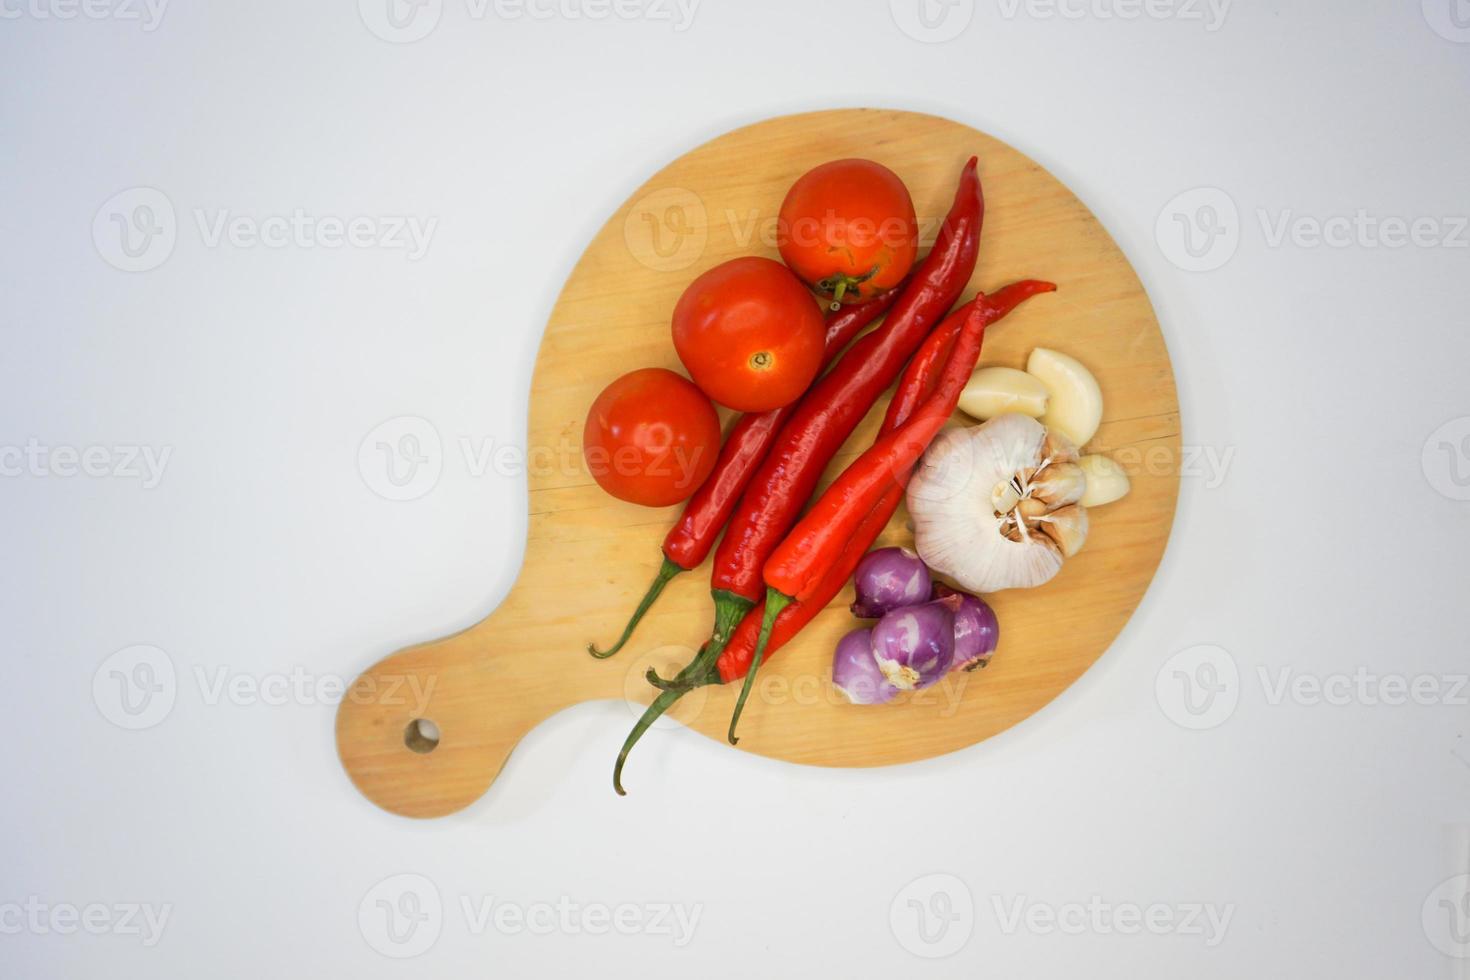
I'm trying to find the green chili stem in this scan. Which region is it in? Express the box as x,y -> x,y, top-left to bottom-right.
613,687 -> 686,796
611,590 -> 753,795
588,555 -> 683,659
645,667 -> 685,692
644,590 -> 750,686
727,588 -> 791,745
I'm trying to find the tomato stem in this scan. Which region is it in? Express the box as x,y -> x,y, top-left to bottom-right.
819,265 -> 882,311
828,278 -> 849,310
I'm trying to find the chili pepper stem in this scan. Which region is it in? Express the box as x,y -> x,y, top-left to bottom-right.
645,635 -> 726,693
645,590 -> 751,686
588,556 -> 684,658
612,591 -> 753,792
613,687 -> 687,796
644,668 -> 682,692
727,588 -> 791,745
648,658 -> 721,691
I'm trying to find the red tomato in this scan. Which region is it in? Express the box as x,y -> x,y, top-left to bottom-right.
671,256 -> 825,413
583,368 -> 721,507
777,159 -> 918,307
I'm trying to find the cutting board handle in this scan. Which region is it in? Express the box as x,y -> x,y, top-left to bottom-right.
334,596 -> 666,817
333,612 -> 565,819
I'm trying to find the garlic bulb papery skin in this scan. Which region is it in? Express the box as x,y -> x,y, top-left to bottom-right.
1035,504 -> 1089,558
1027,461 -> 1086,510
907,414 -> 1090,593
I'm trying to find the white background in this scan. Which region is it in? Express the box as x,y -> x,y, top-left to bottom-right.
3,1 -> 1470,977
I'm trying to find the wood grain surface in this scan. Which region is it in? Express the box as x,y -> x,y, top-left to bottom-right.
335,108 -> 1180,818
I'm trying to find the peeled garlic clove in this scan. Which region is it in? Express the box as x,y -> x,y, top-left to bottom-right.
1027,348 -> 1103,448
1078,454 -> 1131,507
1028,461 -> 1086,509
958,366 -> 1049,421
1036,504 -> 1089,558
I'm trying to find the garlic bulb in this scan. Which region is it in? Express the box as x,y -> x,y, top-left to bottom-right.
907,414 -> 1091,593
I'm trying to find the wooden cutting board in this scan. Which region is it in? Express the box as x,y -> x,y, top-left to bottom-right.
336,108 -> 1180,818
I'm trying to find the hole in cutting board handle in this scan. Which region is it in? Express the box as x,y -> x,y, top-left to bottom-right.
403,718 -> 440,754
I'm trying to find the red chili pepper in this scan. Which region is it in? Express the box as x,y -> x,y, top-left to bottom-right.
770,311 -> 984,598
770,322 -> 984,600
724,301 -> 991,741
587,288 -> 900,658
714,280 -> 1056,687
630,160 -> 980,698
708,159 -> 983,611
716,489 -> 901,683
612,279 -> 1054,792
